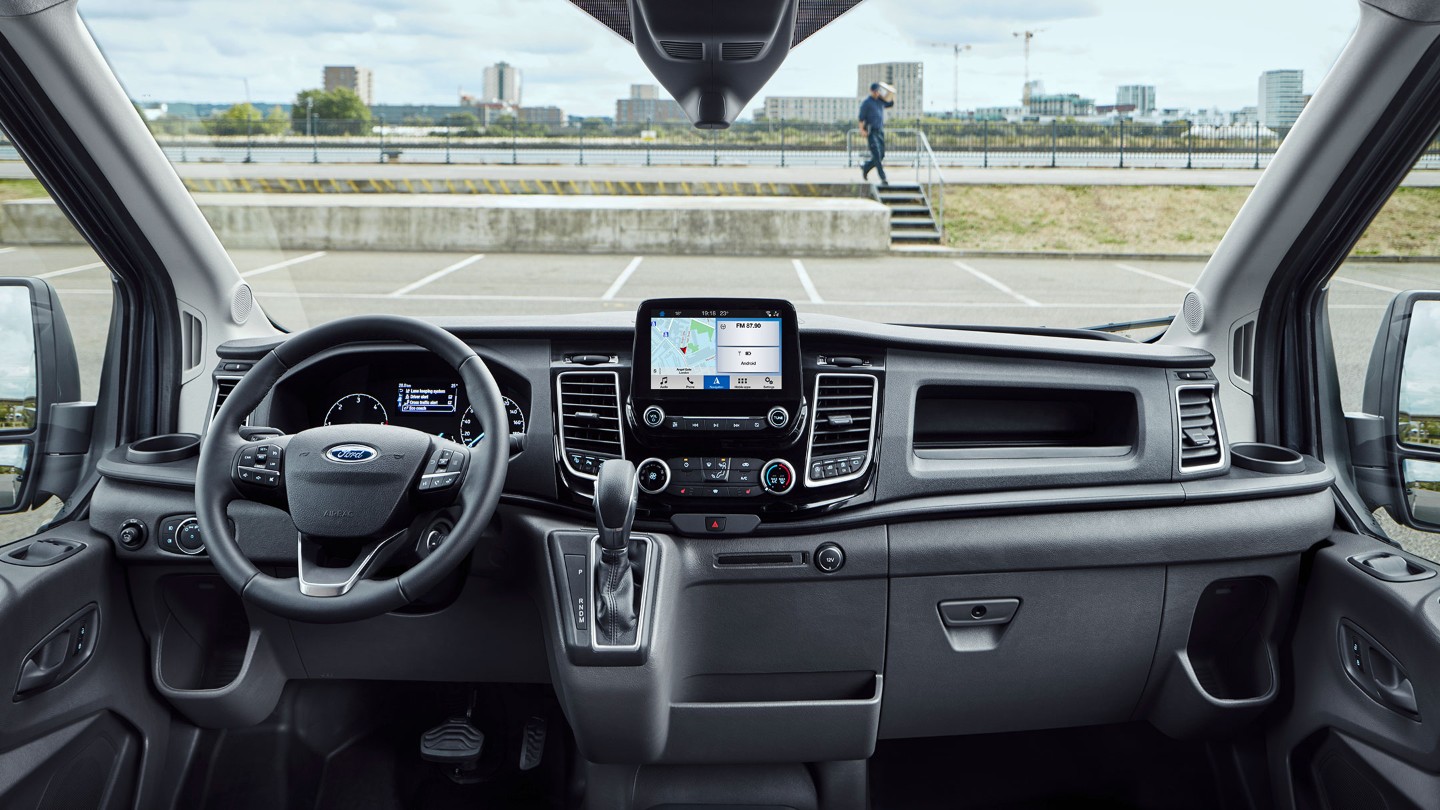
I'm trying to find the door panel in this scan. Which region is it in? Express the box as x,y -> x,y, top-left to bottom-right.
0,524 -> 173,810
1273,531 -> 1440,809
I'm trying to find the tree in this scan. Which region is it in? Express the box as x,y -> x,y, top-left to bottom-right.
291,88 -> 371,136
440,111 -> 479,129
205,103 -> 264,137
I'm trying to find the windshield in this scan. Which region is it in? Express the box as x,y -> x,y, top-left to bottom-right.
62,0 -> 1376,334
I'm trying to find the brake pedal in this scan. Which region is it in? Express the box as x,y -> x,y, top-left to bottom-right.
420,717 -> 485,782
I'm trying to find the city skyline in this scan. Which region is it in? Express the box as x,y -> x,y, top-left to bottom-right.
87,0 -> 1355,118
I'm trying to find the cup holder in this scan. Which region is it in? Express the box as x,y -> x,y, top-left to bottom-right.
1229,443 -> 1304,475
124,433 -> 201,465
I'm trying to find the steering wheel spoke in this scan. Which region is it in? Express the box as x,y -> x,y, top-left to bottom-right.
296,528 -> 408,598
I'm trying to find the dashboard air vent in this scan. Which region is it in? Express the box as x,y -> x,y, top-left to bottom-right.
210,374 -> 251,427
557,371 -> 625,479
659,40 -> 703,60
1176,385 -> 1224,472
721,41 -> 765,60
805,373 -> 879,487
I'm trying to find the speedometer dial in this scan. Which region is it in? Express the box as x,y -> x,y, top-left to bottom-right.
459,397 -> 525,447
325,393 -> 389,426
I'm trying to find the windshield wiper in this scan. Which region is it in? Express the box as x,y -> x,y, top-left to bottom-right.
1084,315 -> 1175,341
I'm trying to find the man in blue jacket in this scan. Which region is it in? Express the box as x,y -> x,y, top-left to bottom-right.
859,82 -> 895,185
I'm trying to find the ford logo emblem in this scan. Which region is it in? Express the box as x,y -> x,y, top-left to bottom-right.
325,444 -> 378,464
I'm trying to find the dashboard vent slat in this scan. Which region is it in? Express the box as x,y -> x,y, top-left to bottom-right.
805,373 -> 879,487
1176,385 -> 1224,473
210,375 -> 250,427
557,371 -> 625,479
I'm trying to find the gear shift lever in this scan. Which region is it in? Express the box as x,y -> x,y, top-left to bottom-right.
594,459 -> 637,552
593,459 -> 641,646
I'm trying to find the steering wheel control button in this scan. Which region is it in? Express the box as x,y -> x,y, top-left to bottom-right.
642,405 -> 665,428
761,459 -> 796,494
235,442 -> 283,487
419,444 -> 468,491
815,543 -> 845,573
767,406 -> 790,429
637,458 -> 670,494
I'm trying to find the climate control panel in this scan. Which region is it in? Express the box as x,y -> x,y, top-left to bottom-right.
634,456 -> 796,499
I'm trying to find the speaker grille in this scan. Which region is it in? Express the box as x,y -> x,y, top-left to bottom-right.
1182,291 -> 1204,333
231,283 -> 254,325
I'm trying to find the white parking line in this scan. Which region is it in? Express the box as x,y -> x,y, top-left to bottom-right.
37,261 -> 104,279
1333,276 -> 1402,294
240,251 -> 328,278
1113,262 -> 1191,289
0,247 -> 17,255
389,254 -> 485,297
952,260 -> 1040,307
792,258 -> 824,303
601,256 -> 644,300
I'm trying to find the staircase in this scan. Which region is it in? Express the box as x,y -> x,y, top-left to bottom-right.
876,182 -> 943,245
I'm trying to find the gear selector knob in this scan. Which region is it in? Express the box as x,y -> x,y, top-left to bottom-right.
594,459 -> 637,552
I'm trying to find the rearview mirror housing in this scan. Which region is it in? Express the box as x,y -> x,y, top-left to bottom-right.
0,277 -> 83,515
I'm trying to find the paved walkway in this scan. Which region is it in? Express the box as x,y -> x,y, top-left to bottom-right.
3,160 -> 1438,187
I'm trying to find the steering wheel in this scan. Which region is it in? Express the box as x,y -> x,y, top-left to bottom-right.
195,315 -> 509,623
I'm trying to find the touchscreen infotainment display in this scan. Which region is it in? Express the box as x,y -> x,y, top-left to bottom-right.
648,307 -> 782,391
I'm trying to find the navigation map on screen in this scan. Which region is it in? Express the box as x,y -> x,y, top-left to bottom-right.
649,310 -> 781,391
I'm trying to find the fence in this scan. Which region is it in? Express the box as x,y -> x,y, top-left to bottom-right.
7,117 -> 1440,169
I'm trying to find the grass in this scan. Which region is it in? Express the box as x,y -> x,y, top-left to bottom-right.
942,185 -> 1440,256
0,179 -> 47,202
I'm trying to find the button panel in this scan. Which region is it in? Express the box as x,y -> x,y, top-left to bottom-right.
566,450 -> 618,476
234,442 -> 283,487
418,445 -> 468,492
652,416 -> 771,432
808,452 -> 869,481
158,515 -> 205,556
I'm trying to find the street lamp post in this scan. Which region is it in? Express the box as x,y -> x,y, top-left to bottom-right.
244,106 -> 253,164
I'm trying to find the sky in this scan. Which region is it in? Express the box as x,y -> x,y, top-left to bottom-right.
82,0 -> 1361,118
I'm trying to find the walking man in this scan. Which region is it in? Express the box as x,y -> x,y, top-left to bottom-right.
860,81 -> 895,185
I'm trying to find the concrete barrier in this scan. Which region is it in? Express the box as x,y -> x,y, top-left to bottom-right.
0,194 -> 891,256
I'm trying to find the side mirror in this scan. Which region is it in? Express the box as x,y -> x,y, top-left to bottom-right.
1355,292 -> 1440,531
0,278 -> 83,515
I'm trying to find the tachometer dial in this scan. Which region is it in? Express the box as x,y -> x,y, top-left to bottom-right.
324,393 -> 389,426
459,397 -> 525,447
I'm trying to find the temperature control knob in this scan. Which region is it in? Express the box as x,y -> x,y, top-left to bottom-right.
637,458 -> 671,495
761,459 -> 796,495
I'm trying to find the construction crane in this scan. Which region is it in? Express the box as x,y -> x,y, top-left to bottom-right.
923,42 -> 971,119
1013,29 -> 1045,109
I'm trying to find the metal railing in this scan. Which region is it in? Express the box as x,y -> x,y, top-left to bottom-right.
846,128 -> 947,237
5,116 -> 1438,169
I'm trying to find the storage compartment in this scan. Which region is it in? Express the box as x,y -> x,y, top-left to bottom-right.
911,385 -> 1137,460
666,674 -> 883,763
1146,568 -> 1288,740
152,575 -> 290,728
1185,577 -> 1273,700
882,567 -> 1165,739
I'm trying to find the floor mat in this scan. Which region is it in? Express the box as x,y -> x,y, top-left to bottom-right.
870,723 -> 1225,810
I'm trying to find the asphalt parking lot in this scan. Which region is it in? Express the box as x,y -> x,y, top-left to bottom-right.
0,244 -> 1409,410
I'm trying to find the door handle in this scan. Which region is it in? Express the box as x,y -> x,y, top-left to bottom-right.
1375,676 -> 1419,715
16,634 -> 69,693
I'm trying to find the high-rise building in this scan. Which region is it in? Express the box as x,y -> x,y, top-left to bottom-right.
1258,70 -> 1304,130
616,85 -> 686,124
857,62 -> 923,121
483,62 -> 522,105
761,96 -> 858,124
323,66 -> 374,106
1116,85 -> 1156,115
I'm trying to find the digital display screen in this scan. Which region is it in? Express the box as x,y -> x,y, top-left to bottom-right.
649,308 -> 782,391
396,381 -> 459,414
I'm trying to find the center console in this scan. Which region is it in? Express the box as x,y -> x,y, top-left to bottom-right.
552,298 -> 882,526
